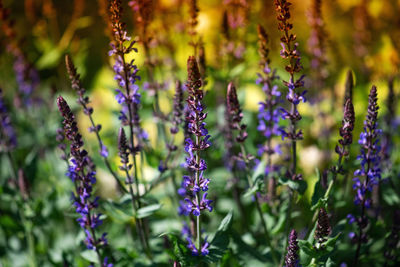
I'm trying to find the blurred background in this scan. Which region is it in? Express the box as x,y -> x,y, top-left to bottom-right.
0,0 -> 399,265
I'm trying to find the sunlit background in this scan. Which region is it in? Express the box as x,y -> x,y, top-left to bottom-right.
0,0 -> 399,265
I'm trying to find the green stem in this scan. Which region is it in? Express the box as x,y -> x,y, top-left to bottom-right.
195,135 -> 202,251
239,144 -> 278,265
19,207 -> 37,267
307,155 -> 343,240
124,169 -> 147,252
120,50 -> 152,258
81,101 -> 126,193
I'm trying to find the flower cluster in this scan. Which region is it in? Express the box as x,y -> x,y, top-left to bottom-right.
129,0 -> 154,41
171,80 -> 185,135
335,98 -> 355,158
352,85 -> 381,208
178,56 -> 212,256
227,82 -> 248,143
381,78 -> 396,164
349,86 -> 381,254
223,0 -> 248,30
315,208 -> 331,244
65,55 -> 108,158
109,0 -> 147,148
256,24 -> 282,178
56,96 -> 109,255
0,89 -> 17,151
220,1 -> 247,60
187,0 -> 201,54
118,127 -> 132,174
275,0 -> 306,141
157,81 -> 185,173
0,2 -> 39,107
285,229 -> 300,267
307,0 -> 328,88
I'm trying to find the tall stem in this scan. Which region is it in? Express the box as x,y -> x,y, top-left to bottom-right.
307,155 -> 343,240
85,109 -> 127,193
195,135 -> 202,250
239,144 -> 278,264
124,169 -> 146,252
120,52 -> 151,256
354,160 -> 371,266
143,42 -> 168,148
80,168 -> 103,266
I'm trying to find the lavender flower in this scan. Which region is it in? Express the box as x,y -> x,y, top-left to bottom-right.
12,50 -> 40,106
179,56 -> 212,256
129,0 -> 154,43
220,1 -> 248,60
118,127 -> 131,173
335,99 -> 355,158
307,0 -> 328,89
0,2 -> 39,107
275,0 -> 306,181
227,82 -> 247,143
170,80 -> 185,135
158,81 -> 185,172
223,0 -> 248,30
381,78 -> 396,164
352,86 -> 381,208
351,85 -> 381,265
109,0 -> 147,147
275,0 -> 306,141
188,0 -> 199,52
256,24 -> 282,197
65,54 -> 127,193
198,42 -> 207,86
285,229 -> 300,267
56,96 -> 110,264
65,55 -> 108,158
315,208 -> 331,245
0,89 -> 17,151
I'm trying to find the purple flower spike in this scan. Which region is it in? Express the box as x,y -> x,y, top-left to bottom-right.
179,56 -> 213,256
0,89 -> 17,151
109,0 -> 147,151
285,229 -> 300,267
352,86 -> 381,266
256,25 -> 282,199
56,96 -> 110,264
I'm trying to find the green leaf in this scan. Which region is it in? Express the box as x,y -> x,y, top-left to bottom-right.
243,180 -> 261,198
310,198 -> 327,211
80,250 -> 99,264
298,240 -> 316,265
136,204 -> 162,219
323,233 -> 341,252
278,177 -> 307,195
251,160 -> 266,184
103,200 -> 133,224
230,231 -> 271,266
204,210 -> 233,263
218,210 -> 234,232
299,233 -> 341,265
168,234 -> 196,266
311,168 -> 325,206
382,187 -> 400,205
37,47 -> 63,69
